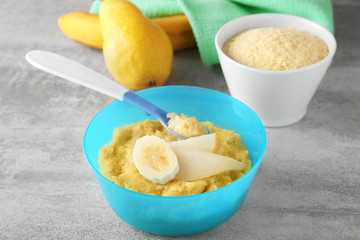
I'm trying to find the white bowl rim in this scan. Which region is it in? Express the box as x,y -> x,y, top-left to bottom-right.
215,13 -> 337,74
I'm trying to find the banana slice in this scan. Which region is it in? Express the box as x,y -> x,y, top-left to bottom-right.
172,148 -> 244,181
132,135 -> 179,184
168,133 -> 216,152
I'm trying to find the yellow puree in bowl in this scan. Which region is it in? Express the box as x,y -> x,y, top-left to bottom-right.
98,120 -> 251,196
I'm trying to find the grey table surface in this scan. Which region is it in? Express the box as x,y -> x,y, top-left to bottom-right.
1,0 -> 359,239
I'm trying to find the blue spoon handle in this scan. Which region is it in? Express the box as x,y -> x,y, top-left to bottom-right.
123,91 -> 168,124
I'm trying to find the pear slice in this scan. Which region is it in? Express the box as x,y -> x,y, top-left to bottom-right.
168,133 -> 216,152
172,148 -> 244,181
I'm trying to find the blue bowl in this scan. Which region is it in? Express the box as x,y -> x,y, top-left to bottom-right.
83,86 -> 266,236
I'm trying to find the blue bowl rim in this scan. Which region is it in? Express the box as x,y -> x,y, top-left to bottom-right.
83,85 -> 267,200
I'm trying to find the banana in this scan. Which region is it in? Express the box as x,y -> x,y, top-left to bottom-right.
58,12 -> 196,51
132,135 -> 179,184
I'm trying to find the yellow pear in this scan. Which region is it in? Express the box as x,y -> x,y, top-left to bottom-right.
100,0 -> 173,90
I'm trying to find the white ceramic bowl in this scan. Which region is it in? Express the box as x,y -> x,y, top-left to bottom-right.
215,14 -> 336,127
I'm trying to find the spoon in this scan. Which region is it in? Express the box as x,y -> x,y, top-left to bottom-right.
25,50 -> 197,139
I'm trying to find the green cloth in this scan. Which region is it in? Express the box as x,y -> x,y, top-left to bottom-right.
90,0 -> 334,66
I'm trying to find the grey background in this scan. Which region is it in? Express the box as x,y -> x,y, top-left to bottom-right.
1,0 -> 359,239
